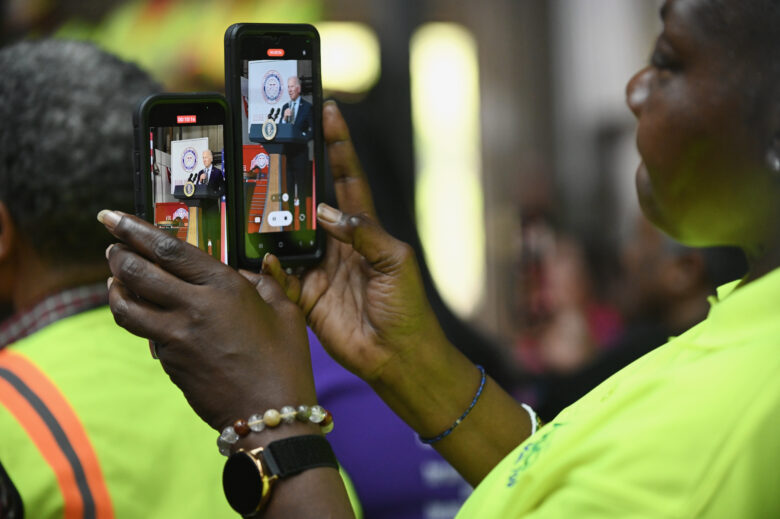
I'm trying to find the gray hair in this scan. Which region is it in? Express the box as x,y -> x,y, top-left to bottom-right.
0,39 -> 160,266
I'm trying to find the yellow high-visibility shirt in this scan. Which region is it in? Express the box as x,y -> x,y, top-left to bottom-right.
458,267 -> 780,518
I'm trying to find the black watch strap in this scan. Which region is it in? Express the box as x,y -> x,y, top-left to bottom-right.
264,435 -> 338,478
223,434 -> 338,517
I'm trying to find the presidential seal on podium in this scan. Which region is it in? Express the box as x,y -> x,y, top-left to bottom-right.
262,118 -> 278,141
183,180 -> 196,197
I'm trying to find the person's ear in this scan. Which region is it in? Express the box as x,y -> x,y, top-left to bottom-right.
0,202 -> 17,264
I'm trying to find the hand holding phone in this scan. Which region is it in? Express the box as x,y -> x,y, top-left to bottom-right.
224,23 -> 326,269
133,93 -> 235,267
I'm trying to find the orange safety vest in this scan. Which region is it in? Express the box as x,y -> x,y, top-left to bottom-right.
0,307 -> 233,518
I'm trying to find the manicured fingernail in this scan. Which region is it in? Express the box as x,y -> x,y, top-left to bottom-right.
317,203 -> 341,224
105,244 -> 114,260
107,277 -> 113,290
97,210 -> 121,230
261,253 -> 271,273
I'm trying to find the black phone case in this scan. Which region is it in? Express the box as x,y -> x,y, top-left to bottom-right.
132,92 -> 236,267
224,23 -> 326,270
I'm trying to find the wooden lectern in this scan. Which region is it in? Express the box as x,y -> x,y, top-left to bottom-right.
248,122 -> 309,232
172,183 -> 223,248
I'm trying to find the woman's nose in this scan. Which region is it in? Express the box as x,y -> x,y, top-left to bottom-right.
626,67 -> 652,117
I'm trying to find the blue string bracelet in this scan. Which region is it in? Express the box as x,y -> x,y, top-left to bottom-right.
419,365 -> 487,445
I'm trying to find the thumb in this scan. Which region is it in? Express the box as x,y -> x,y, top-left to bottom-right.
238,253 -> 301,304
240,270 -> 290,308
316,203 -> 411,272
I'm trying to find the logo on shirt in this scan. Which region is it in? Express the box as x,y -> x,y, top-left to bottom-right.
506,423 -> 564,488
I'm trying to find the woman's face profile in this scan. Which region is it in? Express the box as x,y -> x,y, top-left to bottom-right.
625,0 -> 774,250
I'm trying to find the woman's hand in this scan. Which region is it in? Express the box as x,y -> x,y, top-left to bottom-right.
100,211 -> 317,432
261,101 -> 450,387
261,106 -> 533,486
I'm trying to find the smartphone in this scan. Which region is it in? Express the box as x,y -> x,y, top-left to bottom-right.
133,93 -> 235,267
224,23 -> 326,269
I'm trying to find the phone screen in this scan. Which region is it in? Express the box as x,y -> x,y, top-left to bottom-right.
231,28 -> 323,263
143,100 -> 230,265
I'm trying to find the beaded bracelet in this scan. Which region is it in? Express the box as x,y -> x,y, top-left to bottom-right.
217,404 -> 333,456
419,365 -> 486,445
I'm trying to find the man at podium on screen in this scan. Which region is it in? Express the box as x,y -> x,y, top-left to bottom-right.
280,75 -> 313,217
198,149 -> 224,193
198,149 -> 224,259
281,76 -> 312,131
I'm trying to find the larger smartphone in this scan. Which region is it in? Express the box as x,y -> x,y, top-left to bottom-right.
133,93 -> 235,267
224,23 -> 326,269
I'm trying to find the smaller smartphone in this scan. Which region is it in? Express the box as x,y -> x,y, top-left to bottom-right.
133,93 -> 235,267
224,23 -> 326,270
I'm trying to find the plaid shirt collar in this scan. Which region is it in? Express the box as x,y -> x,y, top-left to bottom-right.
0,283 -> 108,350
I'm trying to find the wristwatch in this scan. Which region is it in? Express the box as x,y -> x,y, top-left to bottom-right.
222,434 -> 338,516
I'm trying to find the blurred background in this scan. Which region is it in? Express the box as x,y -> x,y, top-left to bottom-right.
2,0 -> 747,415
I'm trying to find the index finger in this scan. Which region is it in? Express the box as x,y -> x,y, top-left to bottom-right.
97,210 -> 224,285
323,100 -> 377,219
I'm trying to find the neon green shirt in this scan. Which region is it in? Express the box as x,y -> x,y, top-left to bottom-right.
458,267 -> 780,518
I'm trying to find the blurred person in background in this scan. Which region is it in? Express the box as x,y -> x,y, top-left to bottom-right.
512,170 -> 622,382
533,215 -> 747,421
515,229 -> 623,377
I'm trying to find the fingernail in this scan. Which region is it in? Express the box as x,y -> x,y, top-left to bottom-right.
105,243 -> 114,260
97,210 -> 121,231
107,277 -> 113,290
261,252 -> 270,273
317,203 -> 341,224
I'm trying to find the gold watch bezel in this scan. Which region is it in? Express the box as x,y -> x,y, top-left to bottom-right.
244,446 -> 279,512
224,446 -> 280,515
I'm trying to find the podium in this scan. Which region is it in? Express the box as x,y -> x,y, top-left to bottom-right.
248,123 -> 309,232
173,184 -> 223,248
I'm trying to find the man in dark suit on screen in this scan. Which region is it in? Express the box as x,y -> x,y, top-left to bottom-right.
280,76 -> 313,220
198,149 -> 224,193
198,149 -> 223,259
